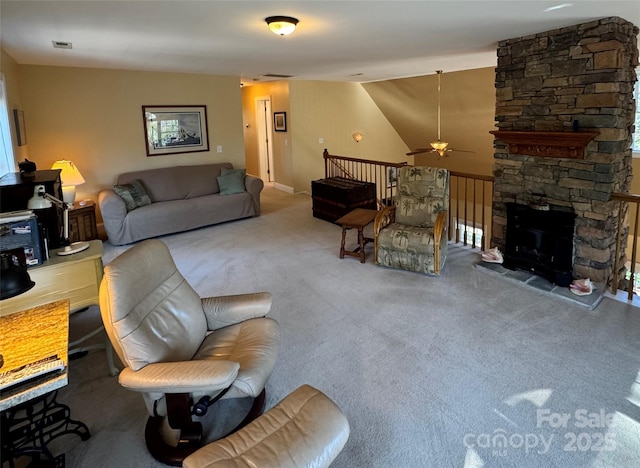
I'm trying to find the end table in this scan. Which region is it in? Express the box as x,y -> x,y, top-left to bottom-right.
335,208 -> 379,263
67,201 -> 98,243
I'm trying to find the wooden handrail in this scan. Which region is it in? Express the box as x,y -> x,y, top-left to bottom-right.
323,149 -> 408,169
450,170 -> 494,182
611,192 -> 640,203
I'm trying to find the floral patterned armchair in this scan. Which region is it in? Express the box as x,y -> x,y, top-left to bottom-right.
374,166 -> 449,275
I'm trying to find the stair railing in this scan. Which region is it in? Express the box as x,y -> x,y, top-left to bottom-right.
449,171 -> 494,251
611,192 -> 639,300
323,149 -> 408,208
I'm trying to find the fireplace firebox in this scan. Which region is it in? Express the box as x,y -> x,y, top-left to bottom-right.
503,203 -> 576,287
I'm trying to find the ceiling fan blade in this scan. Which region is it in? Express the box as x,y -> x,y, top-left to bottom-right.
406,148 -> 433,156
448,148 -> 476,154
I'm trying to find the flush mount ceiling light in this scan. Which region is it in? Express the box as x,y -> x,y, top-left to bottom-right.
265,16 -> 299,36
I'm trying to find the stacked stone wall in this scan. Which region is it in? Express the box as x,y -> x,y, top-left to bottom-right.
492,17 -> 638,287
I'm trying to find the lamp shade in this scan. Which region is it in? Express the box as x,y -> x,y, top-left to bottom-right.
51,160 -> 85,204
0,254 -> 35,300
51,160 -> 85,186
265,16 -> 299,36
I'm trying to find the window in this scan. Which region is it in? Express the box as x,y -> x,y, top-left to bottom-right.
159,119 -> 179,146
0,74 -> 15,177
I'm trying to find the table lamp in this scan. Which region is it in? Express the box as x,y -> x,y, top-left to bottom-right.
27,185 -> 89,256
51,160 -> 85,205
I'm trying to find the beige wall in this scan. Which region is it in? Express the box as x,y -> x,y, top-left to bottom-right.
17,65 -> 245,212
1,49 -> 29,163
363,67 -> 496,176
288,80 -> 410,193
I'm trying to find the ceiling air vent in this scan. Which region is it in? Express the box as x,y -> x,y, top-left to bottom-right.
261,73 -> 294,79
52,41 -> 72,49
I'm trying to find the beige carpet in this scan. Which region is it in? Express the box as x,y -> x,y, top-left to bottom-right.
35,188 -> 640,468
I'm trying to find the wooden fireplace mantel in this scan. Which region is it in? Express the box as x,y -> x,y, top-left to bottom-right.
489,130 -> 600,159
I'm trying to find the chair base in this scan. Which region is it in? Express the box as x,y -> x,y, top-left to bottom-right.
144,390 -> 267,466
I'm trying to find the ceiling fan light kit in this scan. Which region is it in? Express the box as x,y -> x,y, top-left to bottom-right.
429,140 -> 449,157
265,16 -> 299,36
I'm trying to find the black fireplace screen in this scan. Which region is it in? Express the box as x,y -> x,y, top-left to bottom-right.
504,203 -> 576,287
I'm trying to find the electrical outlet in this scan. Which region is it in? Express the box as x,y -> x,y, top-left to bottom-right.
216,145 -> 222,153
318,138 -> 324,144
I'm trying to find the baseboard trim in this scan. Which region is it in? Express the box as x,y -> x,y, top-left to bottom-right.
274,183 -> 294,194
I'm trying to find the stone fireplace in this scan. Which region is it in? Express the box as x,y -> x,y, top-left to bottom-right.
491,16 -> 639,289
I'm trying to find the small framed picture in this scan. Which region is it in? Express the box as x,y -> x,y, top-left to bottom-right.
142,105 -> 209,156
274,112 -> 287,132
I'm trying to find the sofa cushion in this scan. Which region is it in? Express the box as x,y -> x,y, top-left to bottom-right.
218,169 -> 246,195
117,163 -> 234,202
113,180 -> 152,211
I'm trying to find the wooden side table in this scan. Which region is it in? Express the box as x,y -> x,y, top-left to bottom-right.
335,208 -> 379,263
68,201 -> 98,243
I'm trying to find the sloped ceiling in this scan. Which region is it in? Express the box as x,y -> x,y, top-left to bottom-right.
363,68 -> 497,173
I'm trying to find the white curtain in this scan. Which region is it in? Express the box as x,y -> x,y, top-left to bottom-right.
0,73 -> 16,177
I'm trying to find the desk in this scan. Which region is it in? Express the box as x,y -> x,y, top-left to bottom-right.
0,240 -> 117,375
1,240 -> 103,316
336,208 -> 378,263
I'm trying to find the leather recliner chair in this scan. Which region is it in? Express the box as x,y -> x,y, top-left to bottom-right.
99,239 -> 280,466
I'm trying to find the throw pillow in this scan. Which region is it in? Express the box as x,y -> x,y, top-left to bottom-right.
217,171 -> 246,195
113,179 -> 152,211
220,167 -> 246,177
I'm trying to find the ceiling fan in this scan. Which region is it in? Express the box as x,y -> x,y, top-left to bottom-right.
406,70 -> 474,157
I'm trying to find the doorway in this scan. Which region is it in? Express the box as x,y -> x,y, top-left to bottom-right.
255,96 -> 275,184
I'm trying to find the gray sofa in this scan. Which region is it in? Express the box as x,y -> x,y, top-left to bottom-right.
99,163 -> 263,245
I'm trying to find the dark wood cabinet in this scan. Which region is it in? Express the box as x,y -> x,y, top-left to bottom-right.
311,177 -> 377,223
68,201 -> 98,243
0,170 -> 64,248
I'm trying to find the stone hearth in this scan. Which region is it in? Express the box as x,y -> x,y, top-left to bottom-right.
491,16 -> 639,289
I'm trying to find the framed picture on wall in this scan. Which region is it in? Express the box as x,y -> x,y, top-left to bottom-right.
142,105 -> 209,156
13,109 -> 26,146
274,112 -> 287,132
